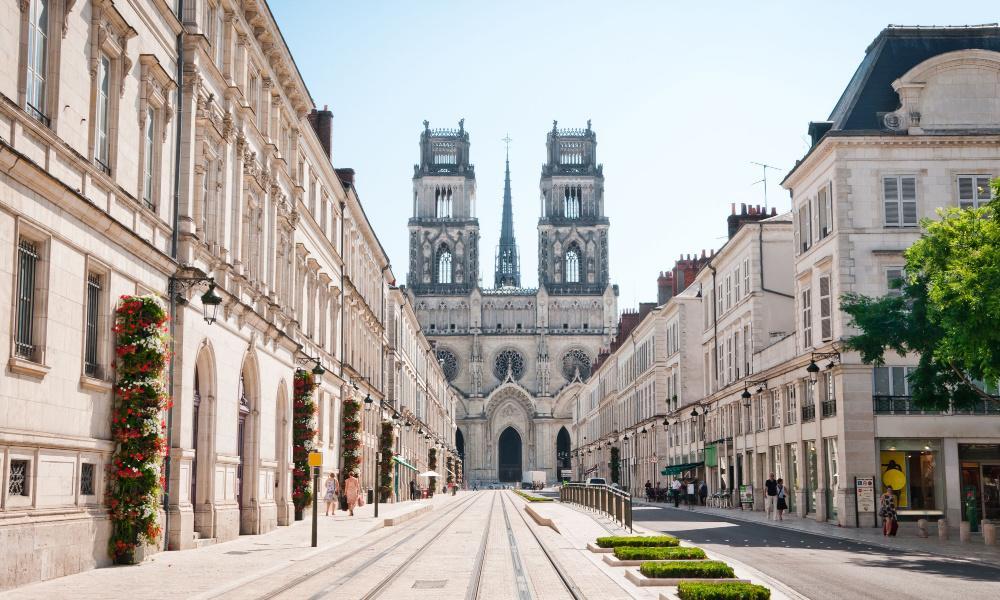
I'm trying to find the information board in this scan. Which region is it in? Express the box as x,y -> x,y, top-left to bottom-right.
739,484 -> 754,507
855,476 -> 876,512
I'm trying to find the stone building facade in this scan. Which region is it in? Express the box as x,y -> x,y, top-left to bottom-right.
407,121 -> 618,484
0,0 -> 455,590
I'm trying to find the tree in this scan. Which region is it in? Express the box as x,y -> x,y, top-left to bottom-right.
841,178 -> 1000,410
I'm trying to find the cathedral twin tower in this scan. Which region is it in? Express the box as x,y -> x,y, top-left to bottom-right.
406,119 -> 617,484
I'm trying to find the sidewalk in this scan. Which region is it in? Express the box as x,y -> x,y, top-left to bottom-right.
0,493 -> 462,600
633,498 -> 1000,567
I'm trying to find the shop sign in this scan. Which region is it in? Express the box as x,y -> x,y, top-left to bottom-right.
855,476 -> 876,512
739,484 -> 754,507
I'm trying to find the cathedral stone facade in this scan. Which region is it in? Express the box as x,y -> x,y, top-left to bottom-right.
407,120 -> 618,484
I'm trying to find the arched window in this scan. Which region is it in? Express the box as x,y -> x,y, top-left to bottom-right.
564,186 -> 581,218
565,244 -> 580,283
437,245 -> 453,284
435,186 -> 453,218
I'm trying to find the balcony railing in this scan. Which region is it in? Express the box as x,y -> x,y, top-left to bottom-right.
821,400 -> 837,418
873,395 -> 1000,415
801,404 -> 816,422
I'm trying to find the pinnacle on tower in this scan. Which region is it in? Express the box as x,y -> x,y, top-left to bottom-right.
494,137 -> 521,288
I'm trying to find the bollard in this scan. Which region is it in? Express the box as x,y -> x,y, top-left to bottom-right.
960,520 -> 971,543
983,523 -> 996,546
938,518 -> 949,541
916,519 -> 928,538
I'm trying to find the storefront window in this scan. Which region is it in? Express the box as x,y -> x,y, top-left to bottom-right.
959,444 -> 1000,522
806,440 -> 818,514
786,443 -> 798,512
771,445 -> 783,480
824,437 -> 839,518
880,439 -> 943,514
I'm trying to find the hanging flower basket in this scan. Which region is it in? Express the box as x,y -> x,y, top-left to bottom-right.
428,448 -> 438,497
341,398 -> 362,480
378,422 -> 394,502
292,369 -> 318,520
107,295 -> 170,564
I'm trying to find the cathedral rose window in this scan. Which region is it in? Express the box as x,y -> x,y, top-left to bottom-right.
562,349 -> 592,381
437,348 -> 458,382
493,349 -> 525,381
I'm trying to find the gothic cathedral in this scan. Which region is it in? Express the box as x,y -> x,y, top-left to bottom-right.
407,120 -> 618,484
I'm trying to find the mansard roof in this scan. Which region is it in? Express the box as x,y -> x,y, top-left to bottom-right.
829,24 -> 1000,132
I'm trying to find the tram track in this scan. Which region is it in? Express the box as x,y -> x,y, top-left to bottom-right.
463,492 -> 497,600
232,491 -> 482,600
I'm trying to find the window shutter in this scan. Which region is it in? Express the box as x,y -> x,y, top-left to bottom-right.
977,177 -> 993,203
793,207 -> 801,254
883,177 -> 900,226
901,177 -> 917,226
819,275 -> 832,341
959,176 -> 975,209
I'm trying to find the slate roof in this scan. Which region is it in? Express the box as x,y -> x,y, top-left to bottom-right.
828,24 -> 1000,132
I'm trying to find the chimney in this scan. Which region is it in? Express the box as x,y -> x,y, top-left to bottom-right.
307,105 -> 333,160
335,168 -> 355,188
727,201 -> 771,239
657,271 -> 673,305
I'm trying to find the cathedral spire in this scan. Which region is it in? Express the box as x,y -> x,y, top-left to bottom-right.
495,136 -> 520,288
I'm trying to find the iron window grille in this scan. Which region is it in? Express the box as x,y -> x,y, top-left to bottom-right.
80,463 -> 95,496
84,272 -> 103,378
8,459 -> 29,496
15,239 -> 39,360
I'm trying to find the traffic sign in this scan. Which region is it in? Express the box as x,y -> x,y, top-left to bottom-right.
308,451 -> 323,467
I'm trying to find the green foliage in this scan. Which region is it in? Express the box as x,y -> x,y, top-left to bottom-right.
513,489 -> 553,502
678,582 -> 771,600
378,422 -> 394,502
292,370 -> 318,513
596,535 -> 679,548
640,560 -> 735,579
842,179 -> 1000,410
610,446 -> 621,484
614,546 -> 706,560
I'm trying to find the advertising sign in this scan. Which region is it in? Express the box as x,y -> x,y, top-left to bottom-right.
855,476 -> 876,512
739,484 -> 754,507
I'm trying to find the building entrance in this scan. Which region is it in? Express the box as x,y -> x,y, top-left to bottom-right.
498,427 -> 522,482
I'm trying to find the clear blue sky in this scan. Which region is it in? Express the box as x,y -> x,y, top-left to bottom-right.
270,1 -> 995,309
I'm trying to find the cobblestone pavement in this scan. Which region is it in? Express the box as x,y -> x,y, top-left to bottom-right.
633,502 -> 1000,600
2,491 -> 648,600
633,498 -> 1000,567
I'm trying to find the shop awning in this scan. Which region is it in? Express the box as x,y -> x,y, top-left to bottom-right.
392,456 -> 418,471
661,462 -> 704,476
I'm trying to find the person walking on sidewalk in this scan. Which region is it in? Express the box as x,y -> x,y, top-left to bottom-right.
344,472 -> 361,517
764,473 -> 778,520
775,478 -> 787,520
324,472 -> 339,516
699,481 -> 708,506
880,486 -> 898,536
645,480 -> 653,501
672,478 -> 682,508
409,479 -> 418,501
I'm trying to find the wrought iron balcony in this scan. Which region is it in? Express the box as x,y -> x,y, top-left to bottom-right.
801,404 -> 816,422
821,400 -> 837,418
873,395 -> 1000,415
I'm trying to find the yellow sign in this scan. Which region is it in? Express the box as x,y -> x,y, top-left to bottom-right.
308,452 -> 323,467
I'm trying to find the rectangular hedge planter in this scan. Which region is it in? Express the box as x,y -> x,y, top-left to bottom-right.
625,569 -> 751,588
677,581 -> 771,599
604,555 -> 712,567
595,535 -> 679,548
614,546 -> 706,561
640,560 -> 734,579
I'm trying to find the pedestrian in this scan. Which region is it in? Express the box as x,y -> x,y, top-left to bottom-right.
672,478 -> 682,508
324,472 -> 339,516
699,481 -> 708,506
880,485 -> 898,537
775,478 -> 787,520
686,480 -> 696,509
765,473 -> 778,520
654,481 -> 662,502
645,479 -> 653,501
344,471 -> 361,517
409,478 -> 418,501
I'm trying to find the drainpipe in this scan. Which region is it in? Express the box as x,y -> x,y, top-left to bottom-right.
164,0 -> 186,551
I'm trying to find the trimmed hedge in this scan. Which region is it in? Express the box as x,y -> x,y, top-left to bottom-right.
677,581 -> 771,600
513,489 -> 553,503
614,546 -> 706,560
596,535 -> 679,548
639,560 -> 735,579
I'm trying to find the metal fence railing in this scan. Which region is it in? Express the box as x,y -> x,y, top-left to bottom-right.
560,483 -> 632,532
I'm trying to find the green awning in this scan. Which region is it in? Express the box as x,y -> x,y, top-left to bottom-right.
392,456 -> 417,471
661,461 -> 704,476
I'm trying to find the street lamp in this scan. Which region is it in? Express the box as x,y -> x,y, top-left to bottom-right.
170,275 -> 223,325
806,360 -> 820,383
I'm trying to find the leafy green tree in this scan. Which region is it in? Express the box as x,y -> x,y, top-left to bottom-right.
841,178 -> 1000,410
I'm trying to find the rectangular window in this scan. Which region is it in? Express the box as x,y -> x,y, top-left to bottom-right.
734,330 -> 741,379
819,275 -> 832,341
716,284 -> 723,318
143,108 -> 155,208
744,323 -> 751,376
26,0 -> 49,124
821,372 -> 837,417
756,396 -> 766,431
743,257 -> 750,296
84,271 -> 103,378
80,462 -> 95,496
818,184 -> 831,238
15,238 -> 41,360
734,266 -> 741,301
725,275 -> 732,311
8,459 -> 30,496
801,287 -> 812,349
247,70 -> 259,117
886,267 -> 904,297
770,390 -> 781,428
786,384 -> 797,424
958,175 -> 993,209
883,176 -> 918,227
95,54 -> 112,174
873,366 -> 915,396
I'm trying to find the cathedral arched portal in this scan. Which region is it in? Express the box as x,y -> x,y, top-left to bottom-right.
498,427 -> 522,482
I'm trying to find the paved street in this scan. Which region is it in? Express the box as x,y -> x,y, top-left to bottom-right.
634,503 -> 1000,600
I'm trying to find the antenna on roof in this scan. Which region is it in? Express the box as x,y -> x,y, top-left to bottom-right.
750,161 -> 781,211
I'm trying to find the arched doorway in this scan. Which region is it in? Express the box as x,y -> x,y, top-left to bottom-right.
498,427 -> 522,482
556,427 -> 571,480
192,347 -> 217,539
237,374 -> 250,516
456,429 -> 465,461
